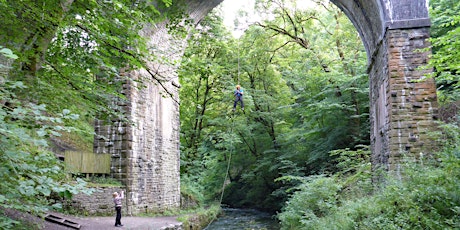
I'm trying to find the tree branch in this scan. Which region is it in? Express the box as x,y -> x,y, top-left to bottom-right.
76,24 -> 180,105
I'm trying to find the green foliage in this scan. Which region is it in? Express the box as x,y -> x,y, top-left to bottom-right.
329,146 -> 371,176
276,146 -> 372,229
0,0 -> 177,124
176,203 -> 222,229
0,78 -> 93,228
250,0 -> 369,177
0,46 -> 18,60
179,1 -> 369,212
31,0 -> 164,120
277,175 -> 342,229
277,124 -> 460,230
178,13 -> 238,204
181,175 -> 206,207
0,215 -> 19,229
1,2 -> 176,226
429,0 -> 460,104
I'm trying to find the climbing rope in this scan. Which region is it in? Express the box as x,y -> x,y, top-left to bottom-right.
237,38 -> 240,85
220,117 -> 234,203
203,114 -> 235,230
204,34 -> 242,230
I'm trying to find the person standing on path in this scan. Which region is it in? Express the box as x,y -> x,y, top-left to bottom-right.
233,85 -> 244,111
113,190 -> 124,227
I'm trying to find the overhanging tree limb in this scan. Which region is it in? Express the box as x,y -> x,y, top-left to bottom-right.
75,24 -> 180,105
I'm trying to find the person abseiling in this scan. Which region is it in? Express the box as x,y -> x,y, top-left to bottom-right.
233,85 -> 244,111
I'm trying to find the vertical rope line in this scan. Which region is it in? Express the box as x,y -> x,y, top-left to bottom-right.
204,116 -> 234,230
237,38 -> 240,85
220,118 -> 233,203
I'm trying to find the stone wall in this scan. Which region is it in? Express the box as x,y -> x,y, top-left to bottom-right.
93,68 -> 182,215
92,1 -> 222,215
123,70 -> 181,215
386,27 -> 438,169
369,25 -> 438,172
0,55 -> 14,82
332,0 -> 438,172
70,187 -> 126,216
368,30 -> 391,172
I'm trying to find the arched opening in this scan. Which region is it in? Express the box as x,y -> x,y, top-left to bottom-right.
180,0 -> 370,213
329,0 -> 385,59
87,0 -> 436,215
178,0 -> 437,217
0,0 -> 441,225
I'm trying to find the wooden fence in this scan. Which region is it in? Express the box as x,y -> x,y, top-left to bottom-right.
64,151 -> 111,174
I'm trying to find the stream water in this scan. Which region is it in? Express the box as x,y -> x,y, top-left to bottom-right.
204,208 -> 280,230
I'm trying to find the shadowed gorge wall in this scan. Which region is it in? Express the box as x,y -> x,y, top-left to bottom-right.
93,0 -> 438,213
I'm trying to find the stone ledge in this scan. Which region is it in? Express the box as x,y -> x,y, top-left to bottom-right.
160,223 -> 183,230
386,18 -> 431,30
69,186 -> 126,216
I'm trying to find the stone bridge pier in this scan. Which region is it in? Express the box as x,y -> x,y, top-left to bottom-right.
93,0 -> 438,213
330,0 -> 438,171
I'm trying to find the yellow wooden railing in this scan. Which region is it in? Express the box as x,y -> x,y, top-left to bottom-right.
64,151 -> 111,174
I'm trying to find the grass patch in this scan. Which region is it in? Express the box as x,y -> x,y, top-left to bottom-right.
83,176 -> 123,187
177,203 -> 222,230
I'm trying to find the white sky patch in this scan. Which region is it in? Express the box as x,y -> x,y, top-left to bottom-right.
221,0 -> 319,37
221,0 -> 257,37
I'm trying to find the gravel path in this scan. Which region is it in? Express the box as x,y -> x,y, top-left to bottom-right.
44,212 -> 182,230
3,209 -> 183,230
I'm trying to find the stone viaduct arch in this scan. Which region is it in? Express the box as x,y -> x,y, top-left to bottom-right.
94,0 -> 438,214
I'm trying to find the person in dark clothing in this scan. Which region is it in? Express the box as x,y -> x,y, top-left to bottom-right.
113,190 -> 124,227
233,85 -> 244,111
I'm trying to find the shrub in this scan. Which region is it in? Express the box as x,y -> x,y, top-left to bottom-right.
1,48 -> 93,228
277,124 -> 460,230
277,175 -> 342,229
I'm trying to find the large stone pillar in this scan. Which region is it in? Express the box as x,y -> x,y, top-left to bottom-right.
386,26 -> 438,169
370,0 -> 438,172
93,0 -> 223,214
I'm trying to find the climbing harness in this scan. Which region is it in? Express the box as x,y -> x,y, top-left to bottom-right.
232,37 -> 248,113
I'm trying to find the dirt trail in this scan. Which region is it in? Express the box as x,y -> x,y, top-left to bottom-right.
44,213 -> 182,230
3,209 -> 183,230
